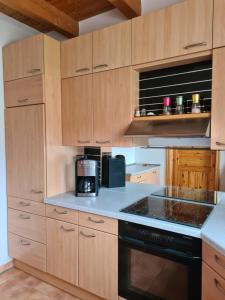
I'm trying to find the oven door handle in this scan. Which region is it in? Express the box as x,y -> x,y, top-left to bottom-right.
119,235 -> 200,263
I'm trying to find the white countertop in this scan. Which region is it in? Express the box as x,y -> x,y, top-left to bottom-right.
126,164 -> 160,176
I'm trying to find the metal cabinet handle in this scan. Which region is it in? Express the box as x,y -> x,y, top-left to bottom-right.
96,140 -> 111,144
216,142 -> 225,146
54,208 -> 68,215
184,42 -> 207,50
214,279 -> 225,296
17,98 -> 29,103
88,216 -> 104,224
19,201 -> 31,207
19,214 -> 31,220
80,231 -> 96,238
30,189 -> 43,194
27,68 -> 41,74
60,225 -> 75,232
137,176 -> 142,179
93,64 -> 108,69
77,140 -> 90,144
20,239 -> 31,246
76,68 -> 90,73
214,254 -> 225,269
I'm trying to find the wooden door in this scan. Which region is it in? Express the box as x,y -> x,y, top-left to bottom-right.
62,75 -> 93,146
211,47 -> 225,150
93,67 -> 133,146
213,0 -> 225,48
5,105 -> 45,202
79,227 -> 118,300
93,21 -> 131,72
166,149 -> 218,190
61,33 -> 92,78
47,218 -> 78,285
132,0 -> 213,65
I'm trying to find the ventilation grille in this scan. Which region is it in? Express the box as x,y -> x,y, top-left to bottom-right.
139,60 -> 212,116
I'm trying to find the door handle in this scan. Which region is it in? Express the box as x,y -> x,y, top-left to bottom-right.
76,68 -> 90,73
60,225 -> 75,232
17,98 -> 29,103
19,201 -> 31,207
88,216 -> 104,224
54,208 -> 68,215
214,279 -> 225,296
80,231 -> 96,238
96,140 -> 111,144
19,214 -> 31,220
30,189 -> 43,194
214,254 -> 225,269
77,140 -> 90,144
20,239 -> 31,246
216,141 -> 225,146
93,64 -> 108,69
27,68 -> 41,74
184,42 -> 207,50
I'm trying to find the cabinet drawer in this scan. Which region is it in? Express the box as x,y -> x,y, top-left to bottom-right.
79,211 -> 118,235
203,242 -> 225,279
46,204 -> 78,224
4,75 -> 44,107
8,197 -> 45,216
202,262 -> 225,300
8,233 -> 46,272
8,208 -> 46,244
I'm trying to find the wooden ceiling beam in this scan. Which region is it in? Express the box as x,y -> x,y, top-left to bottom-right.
0,0 -> 78,37
107,0 -> 141,18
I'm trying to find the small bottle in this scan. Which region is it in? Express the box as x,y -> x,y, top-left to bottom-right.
141,108 -> 146,116
135,107 -> 140,117
163,97 -> 172,115
191,94 -> 201,114
175,96 -> 184,114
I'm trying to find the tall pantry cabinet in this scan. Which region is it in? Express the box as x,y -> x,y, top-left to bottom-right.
3,34 -> 77,271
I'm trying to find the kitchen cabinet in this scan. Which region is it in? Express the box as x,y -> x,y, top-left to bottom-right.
126,169 -> 160,185
61,33 -> 93,78
211,47 -> 225,150
93,21 -> 131,72
132,0 -> 213,65
62,74 -> 93,146
3,34 -> 43,81
79,226 -> 118,300
93,67 -> 133,146
213,0 -> 225,48
47,218 -> 78,285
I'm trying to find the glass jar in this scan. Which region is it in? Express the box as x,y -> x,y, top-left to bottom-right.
163,97 -> 172,115
175,96 -> 184,114
191,94 -> 201,114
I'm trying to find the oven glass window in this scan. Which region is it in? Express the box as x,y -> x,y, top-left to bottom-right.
129,249 -> 188,300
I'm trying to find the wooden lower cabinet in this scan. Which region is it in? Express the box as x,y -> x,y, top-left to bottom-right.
46,218 -> 78,285
79,226 -> 118,300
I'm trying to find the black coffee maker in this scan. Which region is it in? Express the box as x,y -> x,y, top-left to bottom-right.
75,157 -> 99,197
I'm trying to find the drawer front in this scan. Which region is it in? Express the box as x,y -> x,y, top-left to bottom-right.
8,196 -> 45,216
46,204 -> 78,224
129,174 -> 145,183
203,242 -> 225,279
79,211 -> 118,235
8,208 -> 46,244
202,262 -> 225,300
4,75 -> 44,107
8,233 -> 46,272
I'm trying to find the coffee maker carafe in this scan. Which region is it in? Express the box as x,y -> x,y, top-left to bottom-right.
75,157 -> 99,197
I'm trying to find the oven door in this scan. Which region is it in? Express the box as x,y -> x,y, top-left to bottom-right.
119,236 -> 201,300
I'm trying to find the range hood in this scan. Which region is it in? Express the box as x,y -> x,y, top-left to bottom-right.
125,113 -> 211,138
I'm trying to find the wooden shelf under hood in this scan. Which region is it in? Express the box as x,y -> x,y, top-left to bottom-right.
134,112 -> 211,122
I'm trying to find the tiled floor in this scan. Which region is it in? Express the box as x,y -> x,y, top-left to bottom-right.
0,268 -> 80,300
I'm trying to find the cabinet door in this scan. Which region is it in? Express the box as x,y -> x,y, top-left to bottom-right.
79,227 -> 118,300
5,105 -> 45,201
93,67 -> 133,146
62,75 -> 93,146
132,0 -> 213,65
214,0 -> 225,48
61,33 -> 92,78
93,21 -> 131,72
47,218 -> 78,285
211,48 -> 225,150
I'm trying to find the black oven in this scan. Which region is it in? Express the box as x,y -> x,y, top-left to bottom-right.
119,221 -> 202,300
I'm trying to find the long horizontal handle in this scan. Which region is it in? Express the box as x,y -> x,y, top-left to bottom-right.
88,216 -> 104,224
96,140 -> 111,144
19,214 -> 31,220
93,64 -> 108,69
54,208 -> 68,215
76,67 -> 90,73
216,141 -> 225,146
80,231 -> 96,238
27,68 -> 41,74
77,140 -> 90,144
214,254 -> 225,269
20,239 -> 31,246
19,201 -> 31,207
184,42 -> 207,50
17,98 -> 29,103
30,189 -> 43,194
214,279 -> 225,296
60,225 -> 75,232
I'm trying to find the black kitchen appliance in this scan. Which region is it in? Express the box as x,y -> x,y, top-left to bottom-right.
119,220 -> 202,300
102,155 -> 125,188
75,157 -> 99,197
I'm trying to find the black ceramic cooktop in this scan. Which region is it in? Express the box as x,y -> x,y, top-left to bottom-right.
121,196 -> 213,228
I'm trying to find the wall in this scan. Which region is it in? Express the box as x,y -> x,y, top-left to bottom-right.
0,13 -> 38,266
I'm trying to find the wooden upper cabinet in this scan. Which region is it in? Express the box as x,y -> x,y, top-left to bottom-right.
3,34 -> 43,81
211,47 -> 225,150
213,0 -> 225,48
61,33 -> 92,78
93,67 -> 133,147
132,0 -> 213,65
93,21 -> 131,72
5,105 -> 45,202
62,74 -> 93,146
